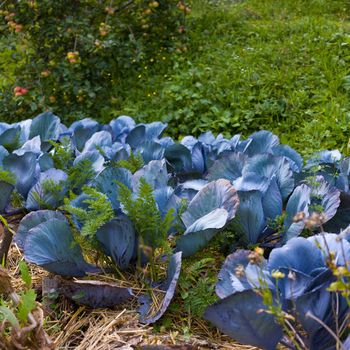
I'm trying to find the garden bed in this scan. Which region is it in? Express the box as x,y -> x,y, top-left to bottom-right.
0,113 -> 348,350
6,245 -> 257,350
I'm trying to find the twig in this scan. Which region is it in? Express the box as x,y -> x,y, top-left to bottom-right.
115,0 -> 135,13
284,318 -> 308,350
280,337 -> 297,350
306,311 -> 345,350
0,0 -> 8,9
104,0 -> 113,23
339,313 -> 349,334
0,225 -> 13,266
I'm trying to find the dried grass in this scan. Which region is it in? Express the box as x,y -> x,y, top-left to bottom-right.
6,244 -> 260,350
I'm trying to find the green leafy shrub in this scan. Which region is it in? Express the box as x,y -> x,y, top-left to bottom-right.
0,262 -> 36,326
0,0 -> 189,124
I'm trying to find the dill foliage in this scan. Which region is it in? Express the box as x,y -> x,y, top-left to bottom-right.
0,168 -> 16,185
50,138 -> 96,193
177,257 -> 218,318
49,136 -> 74,170
67,159 -> 95,193
64,186 -> 114,239
115,152 -> 144,174
32,179 -> 65,209
118,178 -> 174,250
10,191 -> 24,209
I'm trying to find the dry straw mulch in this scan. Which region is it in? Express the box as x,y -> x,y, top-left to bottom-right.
6,242 -> 259,350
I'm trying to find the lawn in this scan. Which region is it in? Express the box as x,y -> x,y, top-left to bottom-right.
116,0 -> 350,155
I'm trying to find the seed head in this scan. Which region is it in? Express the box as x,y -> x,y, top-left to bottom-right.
293,211 -> 305,223
235,264 -> 245,278
248,251 -> 263,265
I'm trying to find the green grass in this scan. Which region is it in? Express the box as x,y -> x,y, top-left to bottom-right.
113,0 -> 350,155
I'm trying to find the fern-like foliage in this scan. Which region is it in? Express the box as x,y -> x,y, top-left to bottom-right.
178,257 -> 218,317
10,191 -> 24,209
118,178 -> 174,250
32,179 -> 65,209
64,186 -> 114,239
67,159 -> 95,193
0,168 -> 16,185
115,152 -> 144,173
49,136 -> 74,170
50,138 -> 95,193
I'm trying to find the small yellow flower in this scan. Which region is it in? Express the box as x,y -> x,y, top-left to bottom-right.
254,247 -> 264,256
333,266 -> 350,277
271,270 -> 285,279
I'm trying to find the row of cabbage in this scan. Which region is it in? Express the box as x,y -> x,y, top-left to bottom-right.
0,112 -> 349,349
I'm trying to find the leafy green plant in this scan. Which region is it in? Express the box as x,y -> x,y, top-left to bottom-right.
118,178 -> 174,251
0,167 -> 16,185
64,186 -> 114,239
67,158 -> 95,193
49,136 -> 74,170
32,179 -> 65,209
157,254 -> 219,337
10,190 -> 24,209
118,178 -> 174,278
115,152 -> 144,174
178,258 -> 218,317
16,289 -> 36,324
18,260 -> 31,288
0,263 -> 53,348
215,228 -> 248,256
